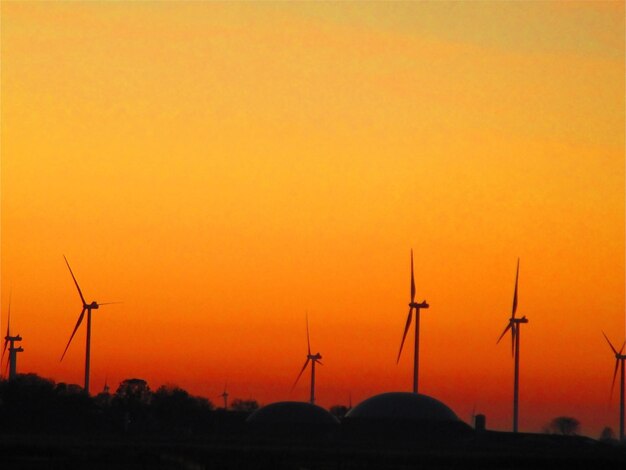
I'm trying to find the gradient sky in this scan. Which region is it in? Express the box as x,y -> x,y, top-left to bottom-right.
1,1 -> 624,437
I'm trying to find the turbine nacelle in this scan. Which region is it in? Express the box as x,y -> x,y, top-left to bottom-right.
84,301 -> 99,310
308,353 -> 322,362
409,300 -> 429,309
5,334 -> 22,342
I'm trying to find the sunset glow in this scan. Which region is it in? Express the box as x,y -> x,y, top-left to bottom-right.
1,2 -> 624,438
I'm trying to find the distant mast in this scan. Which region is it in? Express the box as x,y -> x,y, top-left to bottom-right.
2,293 -> 24,380
497,259 -> 528,433
61,256 -> 119,395
397,249 -> 429,394
602,332 -> 626,441
292,313 -> 323,404
220,383 -> 229,409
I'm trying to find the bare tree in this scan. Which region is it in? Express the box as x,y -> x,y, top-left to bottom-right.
599,426 -> 616,442
547,416 -> 580,436
230,398 -> 259,412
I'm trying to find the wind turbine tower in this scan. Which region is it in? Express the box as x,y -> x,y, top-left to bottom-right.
397,249 -> 429,393
602,332 -> 626,441
497,258 -> 528,433
61,256 -> 118,395
292,314 -> 323,404
2,294 -> 24,380
220,383 -> 229,409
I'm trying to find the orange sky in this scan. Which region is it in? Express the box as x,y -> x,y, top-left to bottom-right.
1,2 -> 624,437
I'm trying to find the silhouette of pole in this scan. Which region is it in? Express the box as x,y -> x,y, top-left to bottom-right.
413,309 -> 420,393
220,389 -> 229,409
397,249 -> 429,394
497,259 -> 528,433
61,257 -> 120,396
292,315 -> 322,404
2,295 -> 22,380
601,332 -> 626,442
310,358 -> 316,404
8,337 -> 23,380
85,308 -> 92,394
619,357 -> 624,442
9,344 -> 18,379
513,323 -> 520,433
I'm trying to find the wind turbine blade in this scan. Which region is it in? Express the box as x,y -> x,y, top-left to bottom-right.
0,338 -> 7,365
410,249 -> 416,303
611,358 -> 620,399
306,312 -> 311,356
496,321 -> 512,344
1,294 -> 11,363
291,358 -> 310,390
6,293 -> 11,337
511,258 -> 519,317
64,256 -> 86,305
602,331 -> 618,355
60,308 -> 86,361
316,360 -> 323,366
396,307 -> 413,363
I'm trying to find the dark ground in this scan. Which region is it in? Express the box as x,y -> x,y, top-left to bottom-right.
2,431 -> 626,470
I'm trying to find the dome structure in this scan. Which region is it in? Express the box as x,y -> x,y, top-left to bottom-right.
343,392 -> 472,441
246,401 -> 339,426
346,392 -> 459,423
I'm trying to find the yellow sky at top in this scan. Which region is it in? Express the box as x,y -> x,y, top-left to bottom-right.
1,2 -> 624,435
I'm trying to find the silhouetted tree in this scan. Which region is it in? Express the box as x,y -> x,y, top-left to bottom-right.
600,426 -> 616,442
112,378 -> 153,432
330,405 -> 349,419
0,374 -> 98,432
151,384 -> 214,433
94,389 -> 112,407
230,398 -> 259,413
547,416 -> 580,435
115,378 -> 151,406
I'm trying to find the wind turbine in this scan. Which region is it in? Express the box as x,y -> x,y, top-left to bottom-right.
497,258 -> 528,433
219,383 -> 229,409
2,293 -> 23,380
602,331 -> 626,441
60,256 -> 118,395
397,249 -> 429,393
292,315 -> 322,404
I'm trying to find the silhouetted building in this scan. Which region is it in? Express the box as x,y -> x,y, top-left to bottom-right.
246,401 -> 339,438
343,392 -> 472,442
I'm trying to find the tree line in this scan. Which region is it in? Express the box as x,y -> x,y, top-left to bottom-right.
0,373 -> 259,435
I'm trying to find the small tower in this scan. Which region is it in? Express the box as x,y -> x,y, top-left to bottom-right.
220,386 -> 229,409
1,293 -> 23,380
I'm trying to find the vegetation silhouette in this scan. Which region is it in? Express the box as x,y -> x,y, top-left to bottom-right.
600,426 -> 617,442
546,416 -> 581,436
230,398 -> 259,413
1,374 -> 626,469
0,373 -> 250,436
